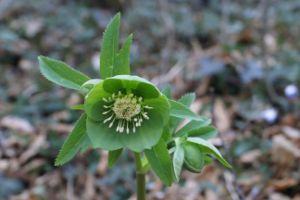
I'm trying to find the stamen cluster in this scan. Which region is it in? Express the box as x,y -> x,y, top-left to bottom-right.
102,92 -> 152,133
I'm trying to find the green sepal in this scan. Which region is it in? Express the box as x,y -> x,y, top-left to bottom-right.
103,75 -> 160,99
86,95 -> 169,152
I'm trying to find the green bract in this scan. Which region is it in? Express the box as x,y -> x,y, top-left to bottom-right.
84,75 -> 169,152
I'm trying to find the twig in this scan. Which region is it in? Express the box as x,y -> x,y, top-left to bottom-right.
151,61 -> 184,85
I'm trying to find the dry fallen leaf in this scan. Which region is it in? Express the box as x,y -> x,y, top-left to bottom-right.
268,178 -> 298,191
240,150 -> 261,163
282,126 -> 300,140
0,116 -> 35,134
19,134 -> 46,164
214,99 -> 231,133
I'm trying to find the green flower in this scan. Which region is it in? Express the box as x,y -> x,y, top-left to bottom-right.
84,75 -> 170,152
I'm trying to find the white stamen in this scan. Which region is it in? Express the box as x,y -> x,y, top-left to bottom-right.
102,110 -> 111,114
103,114 -> 114,123
142,112 -> 149,119
126,121 -> 129,134
109,117 -> 116,128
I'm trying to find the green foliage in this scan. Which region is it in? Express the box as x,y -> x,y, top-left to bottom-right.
187,137 -> 231,168
144,139 -> 173,186
38,56 -> 90,90
113,34 -> 133,76
100,13 -> 120,78
108,149 -> 123,168
38,13 -> 230,188
100,13 -> 133,79
182,142 -> 205,173
169,99 -> 206,121
55,114 -> 89,166
172,139 -> 185,182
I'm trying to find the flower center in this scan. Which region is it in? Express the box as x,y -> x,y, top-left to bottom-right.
112,96 -> 141,120
102,92 -> 153,134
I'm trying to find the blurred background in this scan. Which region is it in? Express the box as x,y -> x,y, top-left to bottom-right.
0,0 -> 300,199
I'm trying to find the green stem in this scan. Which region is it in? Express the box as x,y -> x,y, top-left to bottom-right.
134,152 -> 146,200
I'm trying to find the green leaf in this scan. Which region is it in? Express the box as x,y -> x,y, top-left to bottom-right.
144,139 -> 173,186
113,34 -> 133,76
187,137 -> 231,168
173,141 -> 184,182
175,119 -> 211,137
188,126 -> 218,139
108,149 -> 123,168
55,114 -> 88,166
80,79 -> 102,94
70,104 -> 84,110
79,136 -> 91,153
161,86 -> 172,98
100,13 -> 120,79
178,93 -> 196,107
169,99 -> 205,121
38,56 -> 90,90
170,93 -> 195,129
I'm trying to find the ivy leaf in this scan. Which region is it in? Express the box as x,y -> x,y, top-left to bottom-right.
113,34 -> 133,76
169,100 -> 206,121
173,141 -> 184,182
100,13 -> 120,79
175,119 -> 211,137
144,139 -> 173,186
55,114 -> 88,166
38,56 -> 90,90
108,149 -> 123,168
187,137 -> 231,168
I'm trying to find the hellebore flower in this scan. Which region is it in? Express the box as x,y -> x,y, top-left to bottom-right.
84,75 -> 170,152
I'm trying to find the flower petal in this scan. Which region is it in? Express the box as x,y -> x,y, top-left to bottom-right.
86,118 -> 123,150
103,75 -> 160,99
84,82 -> 111,121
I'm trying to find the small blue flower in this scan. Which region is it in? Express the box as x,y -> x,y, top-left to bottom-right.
284,84 -> 298,99
261,108 -> 278,124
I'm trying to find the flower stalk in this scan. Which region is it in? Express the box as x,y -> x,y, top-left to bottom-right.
134,153 -> 146,200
